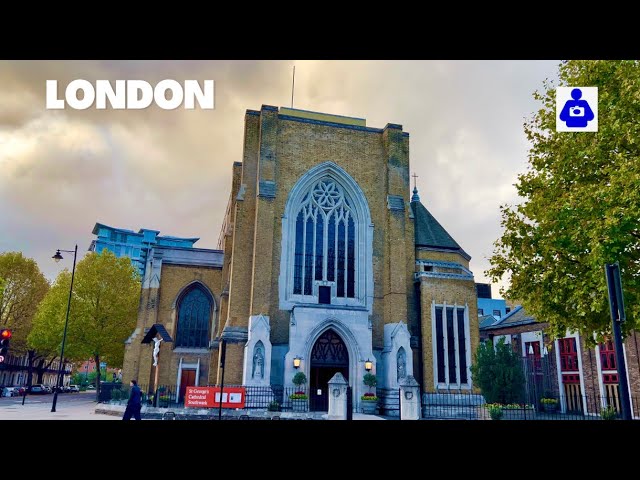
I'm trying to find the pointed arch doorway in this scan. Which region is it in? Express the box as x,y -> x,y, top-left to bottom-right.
309,329 -> 349,411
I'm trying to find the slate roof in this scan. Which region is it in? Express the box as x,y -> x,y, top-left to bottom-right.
141,324 -> 173,343
410,190 -> 470,260
480,305 -> 539,330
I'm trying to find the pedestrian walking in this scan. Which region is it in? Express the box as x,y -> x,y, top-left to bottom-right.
123,379 -> 142,420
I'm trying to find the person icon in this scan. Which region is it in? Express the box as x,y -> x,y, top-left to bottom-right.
559,88 -> 594,128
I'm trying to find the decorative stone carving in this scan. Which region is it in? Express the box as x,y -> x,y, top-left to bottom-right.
397,347 -> 407,382
327,372 -> 348,420
399,375 -> 421,420
381,322 -> 414,390
252,341 -> 265,380
242,315 -> 272,386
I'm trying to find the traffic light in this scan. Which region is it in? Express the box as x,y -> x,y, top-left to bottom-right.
0,328 -> 11,362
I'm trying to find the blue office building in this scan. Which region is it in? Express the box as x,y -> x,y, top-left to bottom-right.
475,282 -> 510,320
89,222 -> 199,277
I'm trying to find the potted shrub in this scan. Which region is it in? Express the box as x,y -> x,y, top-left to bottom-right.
600,405 -> 618,420
540,397 -> 559,413
289,372 -> 308,412
361,373 -> 378,414
268,400 -> 280,412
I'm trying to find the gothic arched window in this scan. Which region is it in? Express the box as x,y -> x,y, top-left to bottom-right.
175,286 -> 212,348
293,179 -> 357,299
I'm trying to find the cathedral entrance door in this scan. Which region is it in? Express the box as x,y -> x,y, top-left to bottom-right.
179,369 -> 196,403
309,329 -> 349,412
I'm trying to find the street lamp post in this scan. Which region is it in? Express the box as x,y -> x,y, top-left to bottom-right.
51,245 -> 78,413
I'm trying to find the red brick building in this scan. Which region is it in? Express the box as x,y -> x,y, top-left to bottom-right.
480,305 -> 640,417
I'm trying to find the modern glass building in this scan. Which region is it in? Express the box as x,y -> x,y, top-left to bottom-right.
89,222 -> 199,277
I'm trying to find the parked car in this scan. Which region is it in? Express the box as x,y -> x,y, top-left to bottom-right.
69,385 -> 80,393
29,385 -> 47,394
86,385 -> 95,390
2,387 -> 19,397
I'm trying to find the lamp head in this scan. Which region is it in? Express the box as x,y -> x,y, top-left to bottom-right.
293,356 -> 301,369
364,359 -> 373,372
52,250 -> 63,263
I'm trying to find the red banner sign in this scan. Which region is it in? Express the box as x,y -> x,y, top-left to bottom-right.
184,386 -> 246,409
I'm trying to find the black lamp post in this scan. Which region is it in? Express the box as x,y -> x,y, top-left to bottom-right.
51,245 -> 78,413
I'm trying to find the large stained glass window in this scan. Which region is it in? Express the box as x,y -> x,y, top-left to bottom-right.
292,179 -> 357,299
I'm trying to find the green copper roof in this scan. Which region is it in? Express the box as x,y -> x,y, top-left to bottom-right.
410,197 -> 462,251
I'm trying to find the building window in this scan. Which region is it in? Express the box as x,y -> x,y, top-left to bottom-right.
599,338 -> 616,371
318,286 -> 331,304
525,341 -> 542,372
423,265 -> 433,272
433,304 -> 469,387
478,308 -> 484,315
175,285 -> 212,349
492,309 -> 501,317
559,337 -> 579,372
505,307 -> 511,314
292,179 -> 358,299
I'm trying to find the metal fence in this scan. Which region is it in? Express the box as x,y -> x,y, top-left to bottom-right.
421,392 -> 640,420
212,385 -> 310,412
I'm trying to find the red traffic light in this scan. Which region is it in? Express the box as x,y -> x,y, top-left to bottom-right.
1,329 -> 11,339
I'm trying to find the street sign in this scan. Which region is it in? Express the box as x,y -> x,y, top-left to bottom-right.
100,362 -> 107,368
184,386 -> 246,409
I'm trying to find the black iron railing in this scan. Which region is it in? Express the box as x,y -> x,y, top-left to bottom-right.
421,391 -> 640,420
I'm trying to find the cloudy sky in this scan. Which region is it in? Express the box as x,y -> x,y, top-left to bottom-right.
0,60 -> 559,295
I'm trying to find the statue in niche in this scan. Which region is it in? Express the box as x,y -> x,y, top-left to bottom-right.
252,343 -> 264,379
152,337 -> 163,367
397,347 -> 406,382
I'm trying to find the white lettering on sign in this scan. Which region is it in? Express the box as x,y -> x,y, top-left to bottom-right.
46,80 -> 215,110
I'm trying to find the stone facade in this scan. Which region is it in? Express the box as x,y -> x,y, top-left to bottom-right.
122,106 -> 480,412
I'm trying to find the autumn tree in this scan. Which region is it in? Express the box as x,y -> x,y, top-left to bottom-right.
488,60 -> 640,343
30,250 -> 140,398
0,252 -> 51,385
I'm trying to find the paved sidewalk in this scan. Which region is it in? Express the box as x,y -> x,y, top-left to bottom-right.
0,398 -> 118,420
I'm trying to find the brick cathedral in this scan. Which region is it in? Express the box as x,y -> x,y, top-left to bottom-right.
122,106 -> 480,412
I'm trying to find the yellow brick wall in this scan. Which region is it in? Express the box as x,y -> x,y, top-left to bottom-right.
123,263 -> 223,389
123,106 -> 477,394
418,270 -> 479,392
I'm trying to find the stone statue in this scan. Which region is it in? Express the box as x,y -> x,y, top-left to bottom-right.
152,337 -> 163,367
397,347 -> 406,382
252,343 -> 264,379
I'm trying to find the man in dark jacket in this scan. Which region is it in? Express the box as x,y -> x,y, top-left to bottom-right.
123,379 -> 142,420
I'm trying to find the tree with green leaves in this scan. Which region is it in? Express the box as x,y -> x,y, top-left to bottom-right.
0,252 -> 51,385
30,250 -> 140,399
488,60 -> 640,343
471,339 -> 525,404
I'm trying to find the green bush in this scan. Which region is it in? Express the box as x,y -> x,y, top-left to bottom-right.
471,338 -> 525,404
289,393 -> 308,400
292,372 -> 307,388
111,389 -> 122,401
601,405 -> 618,420
487,404 -> 504,420
267,401 -> 280,411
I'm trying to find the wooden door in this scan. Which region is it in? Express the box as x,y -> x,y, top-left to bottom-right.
179,369 -> 197,402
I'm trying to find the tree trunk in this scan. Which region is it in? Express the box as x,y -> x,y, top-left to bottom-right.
27,350 -> 36,387
94,354 -> 101,401
36,358 -> 45,384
